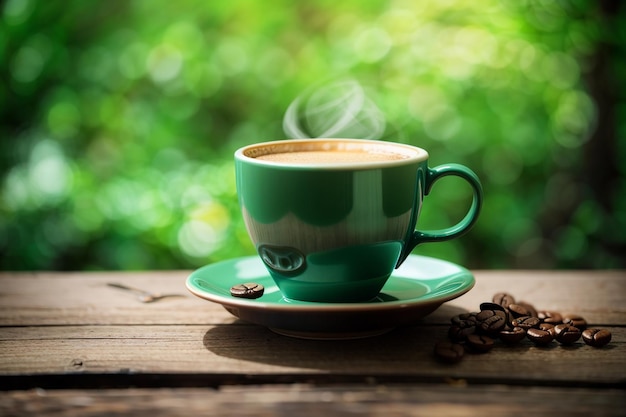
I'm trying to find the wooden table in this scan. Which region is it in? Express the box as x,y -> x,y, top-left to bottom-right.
1,269 -> 624,416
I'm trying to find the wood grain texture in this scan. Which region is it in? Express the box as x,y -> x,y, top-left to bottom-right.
1,385 -> 625,417
1,270 -> 625,326
1,323 -> 624,387
0,269 -> 624,415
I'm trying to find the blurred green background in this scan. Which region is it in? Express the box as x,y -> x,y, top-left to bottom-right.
1,0 -> 624,271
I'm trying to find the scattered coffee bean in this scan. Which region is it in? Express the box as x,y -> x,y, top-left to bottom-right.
517,301 -> 538,317
554,323 -> 582,345
466,334 -> 495,353
539,322 -> 556,337
527,327 -> 554,346
434,341 -> 465,364
436,291 -> 611,365
499,326 -> 526,345
476,309 -> 507,334
508,303 -> 531,319
492,292 -> 515,309
480,302 -> 507,313
451,312 -> 478,326
582,328 -> 612,348
563,314 -> 587,330
230,282 -> 265,299
538,311 -> 563,325
511,316 -> 541,330
448,324 -> 475,342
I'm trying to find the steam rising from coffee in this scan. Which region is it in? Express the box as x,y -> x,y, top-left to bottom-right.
283,79 -> 386,140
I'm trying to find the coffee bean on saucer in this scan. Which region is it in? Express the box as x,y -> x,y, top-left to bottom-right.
434,341 -> 465,364
537,310 -> 562,325
466,334 -> 495,353
582,328 -> 612,348
492,292 -> 515,309
562,314 -> 587,330
498,326 -> 526,345
554,323 -> 582,345
230,283 -> 265,299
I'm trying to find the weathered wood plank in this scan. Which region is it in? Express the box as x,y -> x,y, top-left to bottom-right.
1,325 -> 624,387
1,271 -> 625,326
1,385 -> 624,417
0,271 -> 225,326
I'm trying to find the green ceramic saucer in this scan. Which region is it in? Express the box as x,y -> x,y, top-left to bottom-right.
186,254 -> 474,339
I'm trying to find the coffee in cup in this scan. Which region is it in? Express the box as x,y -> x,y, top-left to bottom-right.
235,138 -> 482,303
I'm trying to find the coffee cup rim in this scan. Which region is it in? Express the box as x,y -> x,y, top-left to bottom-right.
235,138 -> 428,169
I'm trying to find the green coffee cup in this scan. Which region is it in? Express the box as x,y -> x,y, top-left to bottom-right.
235,139 -> 482,303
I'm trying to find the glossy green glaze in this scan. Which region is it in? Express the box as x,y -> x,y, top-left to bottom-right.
235,139 -> 482,302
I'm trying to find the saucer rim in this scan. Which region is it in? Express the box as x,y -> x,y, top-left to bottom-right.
185,254 -> 475,313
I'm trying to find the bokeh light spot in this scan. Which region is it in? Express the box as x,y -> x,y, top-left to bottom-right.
213,38 -> 248,75
422,105 -> 461,141
28,140 -> 74,205
118,42 -> 149,80
47,98 -> 81,139
10,45 -> 45,83
554,226 -> 588,261
3,166 -> 31,210
542,51 -> 580,89
482,146 -> 524,185
185,63 -> 223,97
255,47 -> 295,87
3,0 -> 34,26
163,20 -> 204,55
147,44 -> 183,83
552,90 -> 596,148
178,219 -> 224,259
79,47 -> 115,83
354,26 -> 392,63
10,34 -> 53,85
501,218 -> 542,257
407,85 -> 448,120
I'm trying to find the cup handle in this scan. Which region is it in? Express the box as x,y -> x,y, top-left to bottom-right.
397,163 -> 483,266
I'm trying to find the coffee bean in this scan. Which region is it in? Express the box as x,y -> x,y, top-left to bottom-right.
476,309 -> 507,334
435,292 -> 601,366
480,302 -> 507,313
527,327 -> 554,346
582,328 -> 612,348
499,326 -> 526,345
508,303 -> 530,318
492,292 -> 515,309
554,323 -> 582,345
448,324 -> 476,342
451,312 -> 478,326
539,322 -> 556,337
230,282 -> 265,299
434,341 -> 465,364
516,301 -> 538,317
511,316 -> 541,330
563,314 -> 587,330
467,334 -> 495,353
538,310 -> 562,325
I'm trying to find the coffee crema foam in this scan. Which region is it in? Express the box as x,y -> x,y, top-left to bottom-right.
255,150 -> 408,164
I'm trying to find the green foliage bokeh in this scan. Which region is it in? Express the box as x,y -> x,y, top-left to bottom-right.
1,0 -> 624,270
